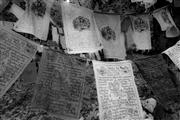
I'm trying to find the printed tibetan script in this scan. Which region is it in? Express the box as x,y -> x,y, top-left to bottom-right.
135,55 -> 180,109
92,60 -> 143,120
0,25 -> 37,98
31,48 -> 86,120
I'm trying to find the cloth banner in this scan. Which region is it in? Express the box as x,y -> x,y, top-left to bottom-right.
0,25 -> 37,98
94,13 -> 126,59
61,2 -> 102,54
134,55 -> 180,109
131,62 -> 153,98
92,60 -> 143,120
121,16 -> 136,50
126,27 -> 136,50
13,0 -> 54,40
20,61 -> 38,84
31,48 -> 86,120
153,7 -> 180,38
131,15 -> 152,50
163,40 -> 180,70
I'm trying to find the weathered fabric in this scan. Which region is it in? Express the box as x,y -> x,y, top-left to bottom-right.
153,7 -> 180,38
134,55 -> 180,110
94,13 -> 126,59
13,0 -> 53,40
131,62 -> 153,98
61,2 -> 102,54
31,48 -> 86,120
131,15 -> 152,50
153,8 -> 173,31
93,60 -> 143,120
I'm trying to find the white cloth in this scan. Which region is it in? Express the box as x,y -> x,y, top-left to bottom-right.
61,2 -> 102,54
126,27 -> 136,50
163,40 -> 180,70
13,0 -> 53,40
153,8 -> 173,31
131,15 -> 152,50
94,13 -> 126,59
92,60 -> 143,120
153,8 -> 180,38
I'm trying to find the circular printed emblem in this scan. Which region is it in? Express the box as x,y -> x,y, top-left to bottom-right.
73,16 -> 90,31
134,17 -> 149,32
101,26 -> 116,41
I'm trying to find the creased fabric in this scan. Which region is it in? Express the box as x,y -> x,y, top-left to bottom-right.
153,7 -> 180,38
131,62 -> 153,98
153,8 -> 173,31
31,48 -> 86,119
134,55 -> 180,110
92,60 -> 143,120
131,15 -> 152,50
94,13 -> 126,59
13,0 -> 54,40
163,40 -> 180,70
126,27 -> 136,50
61,2 -> 102,54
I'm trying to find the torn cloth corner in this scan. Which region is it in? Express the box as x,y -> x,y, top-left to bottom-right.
163,41 -> 180,71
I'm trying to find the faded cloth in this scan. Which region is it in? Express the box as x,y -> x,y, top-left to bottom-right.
13,0 -> 54,40
121,16 -> 136,50
131,62 -> 153,98
131,15 -> 152,50
153,7 -> 180,38
61,2 -> 102,54
94,13 -> 126,59
31,48 -> 86,120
